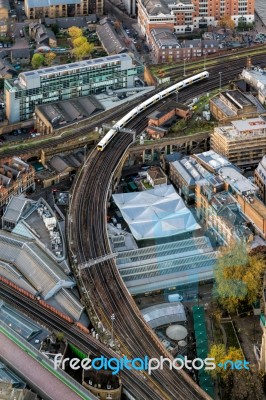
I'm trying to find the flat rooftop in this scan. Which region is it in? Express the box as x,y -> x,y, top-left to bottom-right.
211,96 -> 237,117
216,117 -> 266,139
9,54 -> 132,90
242,68 -> 266,95
219,166 -> 258,194
194,150 -> 231,171
231,117 -> 266,132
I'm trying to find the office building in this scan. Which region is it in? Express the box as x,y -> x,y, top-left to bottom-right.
138,0 -> 254,38
211,117 -> 266,167
5,54 -> 140,123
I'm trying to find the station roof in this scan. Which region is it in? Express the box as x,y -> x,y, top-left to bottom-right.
141,302 -> 186,329
0,300 -> 41,341
0,230 -> 74,299
112,185 -> 200,240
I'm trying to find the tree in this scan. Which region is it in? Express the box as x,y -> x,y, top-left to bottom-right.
68,26 -> 83,39
50,24 -> 59,35
219,16 -> 235,30
114,20 -> 121,30
207,344 -> 243,379
213,243 -> 266,313
226,368 -> 264,400
72,42 -> 94,61
72,36 -> 87,48
55,331 -> 65,342
31,53 -> 44,69
44,52 -> 56,66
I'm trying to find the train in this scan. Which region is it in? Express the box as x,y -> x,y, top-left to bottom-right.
97,71 -> 209,151
0,275 -> 90,334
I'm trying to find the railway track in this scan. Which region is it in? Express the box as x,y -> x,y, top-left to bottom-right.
1,55 -> 266,159
67,60 -> 266,399
0,283 -> 161,400
68,129 -> 210,400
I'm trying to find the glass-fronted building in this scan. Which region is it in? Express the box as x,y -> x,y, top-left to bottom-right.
5,54 -> 141,123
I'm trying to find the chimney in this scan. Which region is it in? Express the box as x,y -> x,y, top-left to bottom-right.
246,56 -> 252,70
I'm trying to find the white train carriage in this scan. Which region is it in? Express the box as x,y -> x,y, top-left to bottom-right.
97,71 -> 209,151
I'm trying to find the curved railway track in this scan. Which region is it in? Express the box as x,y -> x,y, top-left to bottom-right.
68,132 -> 210,399
67,60 -> 266,399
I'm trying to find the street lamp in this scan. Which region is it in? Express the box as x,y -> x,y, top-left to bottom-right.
219,72 -> 222,90
110,314 -> 115,346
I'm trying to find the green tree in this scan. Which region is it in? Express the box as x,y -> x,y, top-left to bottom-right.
31,53 -> 44,69
68,26 -> 83,39
72,42 -> 94,60
214,243 -> 266,313
72,36 -> 87,48
44,52 -> 56,66
207,344 -> 243,379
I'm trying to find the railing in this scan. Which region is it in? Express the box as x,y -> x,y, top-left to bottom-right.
0,320 -> 96,400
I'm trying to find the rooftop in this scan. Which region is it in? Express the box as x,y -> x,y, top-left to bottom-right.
241,67 -> 266,96
171,156 -> 211,185
210,96 -> 237,117
96,21 -> 127,55
150,28 -> 180,48
112,185 -> 201,240
223,89 -> 254,108
27,0 -> 79,7
142,302 -> 186,329
215,117 -> 266,140
249,196 -> 266,219
193,150 -> 231,172
11,54 -> 132,90
147,166 -> 167,181
218,166 -> 258,195
141,0 -> 193,17
231,117 -> 266,132
36,96 -> 104,127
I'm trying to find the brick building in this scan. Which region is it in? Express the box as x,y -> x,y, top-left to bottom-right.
237,194 -> 266,239
25,0 -> 102,19
0,157 -> 35,208
146,167 -> 167,187
149,28 -> 219,63
210,90 -> 264,122
138,0 -> 255,38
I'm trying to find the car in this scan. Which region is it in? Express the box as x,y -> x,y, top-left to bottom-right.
0,44 -> 3,48
133,39 -> 137,44
31,133 -> 36,137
